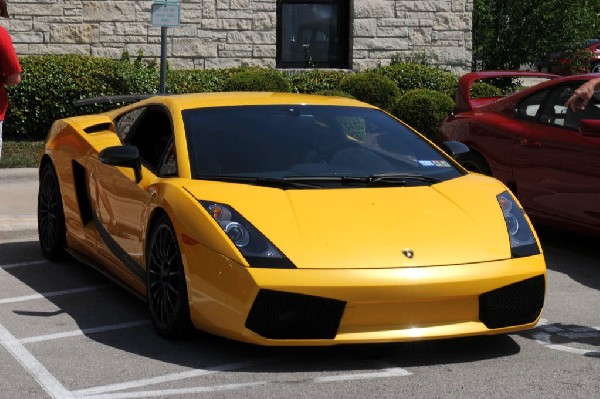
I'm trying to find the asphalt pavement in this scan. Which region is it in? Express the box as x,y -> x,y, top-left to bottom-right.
0,167 -> 38,242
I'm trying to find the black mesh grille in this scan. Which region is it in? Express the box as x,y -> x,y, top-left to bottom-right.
479,275 -> 545,329
245,289 -> 346,340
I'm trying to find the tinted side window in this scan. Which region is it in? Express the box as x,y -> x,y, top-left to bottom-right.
115,106 -> 175,174
515,90 -> 548,121
538,83 -> 600,130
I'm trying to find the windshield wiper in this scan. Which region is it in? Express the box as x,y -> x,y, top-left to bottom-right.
197,175 -> 323,189
367,173 -> 442,184
283,173 -> 441,186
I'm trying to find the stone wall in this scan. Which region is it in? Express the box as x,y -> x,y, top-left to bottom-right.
2,0 -> 472,73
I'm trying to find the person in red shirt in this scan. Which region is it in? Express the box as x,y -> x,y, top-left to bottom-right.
0,0 -> 22,159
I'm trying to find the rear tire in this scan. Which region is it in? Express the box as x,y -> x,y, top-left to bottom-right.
456,151 -> 492,175
146,215 -> 192,339
591,62 -> 600,73
38,162 -> 67,260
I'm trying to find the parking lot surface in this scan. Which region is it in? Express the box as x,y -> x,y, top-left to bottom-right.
1,168 -> 599,399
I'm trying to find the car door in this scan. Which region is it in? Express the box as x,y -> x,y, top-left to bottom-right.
89,105 -> 176,280
512,82 -> 600,229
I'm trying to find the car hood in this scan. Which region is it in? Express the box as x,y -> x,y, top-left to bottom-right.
183,174 -> 515,269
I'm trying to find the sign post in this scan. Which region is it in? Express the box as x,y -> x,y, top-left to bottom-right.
151,0 -> 181,94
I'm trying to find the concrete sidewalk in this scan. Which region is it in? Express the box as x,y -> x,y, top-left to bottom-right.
0,168 -> 38,242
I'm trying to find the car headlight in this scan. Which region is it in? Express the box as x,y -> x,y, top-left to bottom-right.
200,201 -> 296,268
497,191 -> 540,258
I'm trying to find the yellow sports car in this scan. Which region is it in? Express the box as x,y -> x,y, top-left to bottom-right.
38,92 -> 546,346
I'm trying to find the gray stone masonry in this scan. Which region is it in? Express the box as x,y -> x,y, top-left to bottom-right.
1,0 -> 472,74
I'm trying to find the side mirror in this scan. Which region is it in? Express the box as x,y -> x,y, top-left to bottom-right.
99,146 -> 142,183
579,119 -> 600,137
440,140 -> 470,158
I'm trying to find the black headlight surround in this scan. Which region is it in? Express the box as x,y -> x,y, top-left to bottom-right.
497,191 -> 540,258
200,200 -> 296,269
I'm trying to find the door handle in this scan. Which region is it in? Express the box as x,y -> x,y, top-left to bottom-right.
519,139 -> 542,149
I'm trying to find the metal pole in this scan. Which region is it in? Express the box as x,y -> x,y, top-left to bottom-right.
160,26 -> 168,94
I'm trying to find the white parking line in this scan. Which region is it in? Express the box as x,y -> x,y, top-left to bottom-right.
1,260 -> 48,269
0,257 -> 414,398
0,321 -> 73,399
0,284 -> 113,305
314,367 -> 412,382
80,382 -> 268,399
77,367 -> 412,399
72,359 -> 270,397
19,320 -> 151,344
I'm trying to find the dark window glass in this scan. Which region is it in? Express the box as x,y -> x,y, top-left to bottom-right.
277,0 -> 350,68
515,90 -> 548,121
538,83 -> 600,130
182,105 -> 463,186
115,105 -> 176,175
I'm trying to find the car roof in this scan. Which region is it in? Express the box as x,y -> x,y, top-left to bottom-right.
135,92 -> 376,111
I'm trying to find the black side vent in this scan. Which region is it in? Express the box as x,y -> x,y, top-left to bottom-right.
479,275 -> 545,329
72,161 -> 93,225
84,123 -> 112,134
245,289 -> 346,340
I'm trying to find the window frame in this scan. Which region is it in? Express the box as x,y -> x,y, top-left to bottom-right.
276,0 -> 351,69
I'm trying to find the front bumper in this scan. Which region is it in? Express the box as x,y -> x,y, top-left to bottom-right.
184,252 -> 546,346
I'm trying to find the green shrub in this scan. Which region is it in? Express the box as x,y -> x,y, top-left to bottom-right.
313,89 -> 355,99
288,69 -> 349,93
390,88 -> 455,142
223,67 -> 291,92
7,54 -> 159,140
470,82 -> 504,98
167,68 -> 231,93
338,72 -> 400,110
374,63 -> 458,97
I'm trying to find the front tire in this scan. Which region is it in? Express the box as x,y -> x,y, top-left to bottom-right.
591,62 -> 600,73
38,162 -> 67,260
456,151 -> 492,175
146,215 -> 192,339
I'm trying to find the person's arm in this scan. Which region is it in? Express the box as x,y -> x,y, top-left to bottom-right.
565,78 -> 600,111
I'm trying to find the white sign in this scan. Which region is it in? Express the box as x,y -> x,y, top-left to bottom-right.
151,3 -> 180,27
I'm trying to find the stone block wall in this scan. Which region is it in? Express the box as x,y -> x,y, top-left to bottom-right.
1,0 -> 472,73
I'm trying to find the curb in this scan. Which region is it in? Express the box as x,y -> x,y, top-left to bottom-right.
0,168 -> 38,242
0,167 -> 38,183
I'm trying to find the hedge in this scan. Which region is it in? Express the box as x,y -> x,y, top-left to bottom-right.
222,67 -> 291,92
338,72 -> 400,111
373,63 -> 458,97
390,88 -> 455,142
288,69 -> 349,93
7,55 -> 160,139
6,54 -> 463,142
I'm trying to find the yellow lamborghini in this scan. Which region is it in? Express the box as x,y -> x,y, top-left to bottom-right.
38,92 -> 546,345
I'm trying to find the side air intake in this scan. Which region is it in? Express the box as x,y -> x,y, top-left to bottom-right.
245,289 -> 346,340
479,275 -> 545,329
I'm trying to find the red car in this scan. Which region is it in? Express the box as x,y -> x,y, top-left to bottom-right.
439,71 -> 600,236
541,40 -> 600,75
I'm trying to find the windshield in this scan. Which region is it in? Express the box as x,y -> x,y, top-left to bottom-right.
183,105 -> 463,187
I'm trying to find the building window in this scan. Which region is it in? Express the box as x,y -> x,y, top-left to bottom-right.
277,0 -> 350,69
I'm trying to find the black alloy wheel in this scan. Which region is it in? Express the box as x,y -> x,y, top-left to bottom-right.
38,162 -> 67,260
146,215 -> 192,338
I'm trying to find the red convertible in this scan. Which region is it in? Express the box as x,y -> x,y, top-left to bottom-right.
439,71 -> 600,236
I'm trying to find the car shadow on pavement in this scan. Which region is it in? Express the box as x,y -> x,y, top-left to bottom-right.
0,239 -> 522,378
536,225 -> 600,292
517,321 -> 600,358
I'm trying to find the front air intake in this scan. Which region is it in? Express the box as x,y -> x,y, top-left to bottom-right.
479,275 -> 545,329
245,289 -> 346,340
